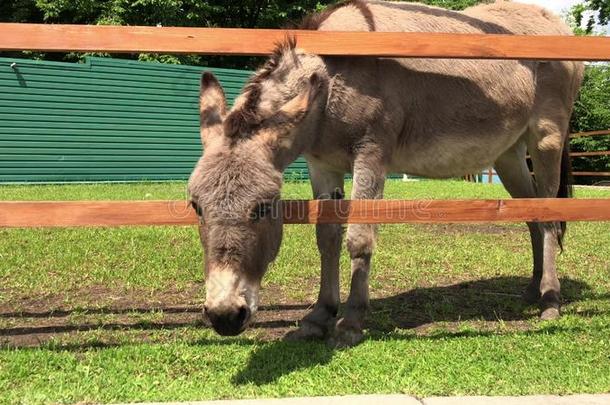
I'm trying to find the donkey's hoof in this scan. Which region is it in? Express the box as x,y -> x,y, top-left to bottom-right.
540,307 -> 560,321
284,320 -> 326,341
522,284 -> 541,304
327,318 -> 364,349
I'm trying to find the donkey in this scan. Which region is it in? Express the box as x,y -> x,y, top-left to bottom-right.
188,0 -> 584,346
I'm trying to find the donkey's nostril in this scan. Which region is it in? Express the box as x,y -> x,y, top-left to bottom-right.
205,304 -> 251,336
236,305 -> 250,325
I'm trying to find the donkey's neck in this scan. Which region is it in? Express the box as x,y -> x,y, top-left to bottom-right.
271,98 -> 326,170
257,52 -> 328,171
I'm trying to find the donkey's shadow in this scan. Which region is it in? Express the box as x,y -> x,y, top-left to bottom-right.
367,275 -> 594,331
233,276 -> 599,386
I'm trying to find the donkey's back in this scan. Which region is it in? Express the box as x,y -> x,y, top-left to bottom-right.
319,0 -> 571,35
307,1 -> 582,178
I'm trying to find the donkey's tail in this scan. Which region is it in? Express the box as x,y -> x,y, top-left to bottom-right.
557,131 -> 573,250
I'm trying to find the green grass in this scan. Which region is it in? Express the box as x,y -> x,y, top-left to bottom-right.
1,321 -> 609,403
0,180 -> 609,404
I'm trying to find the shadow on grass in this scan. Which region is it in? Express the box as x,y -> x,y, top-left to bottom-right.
2,276 -> 606,357
231,340 -> 335,386
0,303 -> 311,319
230,276 -> 605,386
8,335 -> 259,353
229,315 -> 603,387
0,318 -> 295,337
366,276 -> 599,331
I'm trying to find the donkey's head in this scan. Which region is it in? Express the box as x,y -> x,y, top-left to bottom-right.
188,47 -> 326,336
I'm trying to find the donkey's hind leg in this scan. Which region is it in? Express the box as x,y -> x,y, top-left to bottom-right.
494,139 -> 544,304
525,114 -> 571,320
329,145 -> 386,348
496,126 -> 567,321
519,60 -> 581,320
285,164 -> 344,341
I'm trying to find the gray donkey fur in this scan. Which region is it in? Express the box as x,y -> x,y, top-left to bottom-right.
188,0 -> 584,347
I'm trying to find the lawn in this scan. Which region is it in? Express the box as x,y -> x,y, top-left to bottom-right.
0,180 -> 609,404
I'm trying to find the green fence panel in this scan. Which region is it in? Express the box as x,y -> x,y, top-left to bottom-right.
0,57 -> 310,183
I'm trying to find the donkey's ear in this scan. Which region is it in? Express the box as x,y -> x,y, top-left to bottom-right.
199,72 -> 227,148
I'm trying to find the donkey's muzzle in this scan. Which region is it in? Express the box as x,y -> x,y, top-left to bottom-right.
205,304 -> 251,336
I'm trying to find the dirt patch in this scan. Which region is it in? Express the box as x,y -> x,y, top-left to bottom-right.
1,275 -> 591,348
0,266 -> 590,347
0,283 -> 205,315
0,299 -> 311,348
0,282 -> 314,347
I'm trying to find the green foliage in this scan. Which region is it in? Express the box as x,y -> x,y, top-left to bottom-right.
570,0 -> 610,35
0,0 -> 42,23
567,1 -> 610,183
572,65 -> 610,132
0,0 -> 337,68
418,0 -> 488,10
570,64 -> 610,182
589,0 -> 610,26
31,0 -> 331,28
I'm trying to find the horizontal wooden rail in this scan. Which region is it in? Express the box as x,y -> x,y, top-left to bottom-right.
524,131 -> 610,177
0,199 -> 609,228
571,130 -> 610,138
527,150 -> 610,158
572,172 -> 610,177
1,24 -> 610,60
570,151 -> 610,157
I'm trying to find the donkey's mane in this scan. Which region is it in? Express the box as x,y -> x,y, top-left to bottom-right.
223,0 -> 376,140
223,37 -> 297,140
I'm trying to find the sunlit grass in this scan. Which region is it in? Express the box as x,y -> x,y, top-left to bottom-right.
0,180 -> 609,404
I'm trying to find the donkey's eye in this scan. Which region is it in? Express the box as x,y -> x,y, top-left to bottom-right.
191,201 -> 203,216
250,202 -> 272,222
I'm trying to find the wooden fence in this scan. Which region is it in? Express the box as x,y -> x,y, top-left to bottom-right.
2,24 -> 610,60
569,130 -> 610,178
468,130 -> 610,183
1,24 -> 610,226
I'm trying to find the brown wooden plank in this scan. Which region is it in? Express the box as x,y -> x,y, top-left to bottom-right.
528,151 -> 610,159
287,199 -> 610,224
527,152 -> 610,159
0,201 -> 196,228
571,130 -> 610,138
570,151 -> 610,157
572,172 -> 610,177
1,24 -> 610,60
1,199 -> 609,228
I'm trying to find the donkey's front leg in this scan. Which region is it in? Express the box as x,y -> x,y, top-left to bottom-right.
329,150 -> 385,348
285,166 -> 345,341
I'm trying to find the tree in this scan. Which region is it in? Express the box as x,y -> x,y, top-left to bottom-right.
419,0 -> 488,10
570,65 -> 610,184
566,1 -> 610,184
0,0 -> 488,67
0,1 -> 335,67
571,0 -> 610,34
